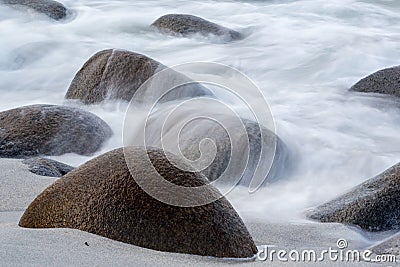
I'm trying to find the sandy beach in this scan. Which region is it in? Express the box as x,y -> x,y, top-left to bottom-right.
0,158 -> 393,267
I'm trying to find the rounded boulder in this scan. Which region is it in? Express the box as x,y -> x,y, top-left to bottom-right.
1,0 -> 69,20
0,104 -> 112,158
307,162 -> 400,231
22,157 -> 74,177
350,66 -> 400,97
65,49 -> 211,105
19,147 -> 257,258
152,14 -> 243,42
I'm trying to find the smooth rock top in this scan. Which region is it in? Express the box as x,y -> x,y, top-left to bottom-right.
65,49 -> 211,105
307,162 -> 400,231
350,66 -> 400,97
19,147 -> 257,258
1,0 -> 68,20
152,14 -> 243,41
22,157 -> 74,177
0,104 -> 112,158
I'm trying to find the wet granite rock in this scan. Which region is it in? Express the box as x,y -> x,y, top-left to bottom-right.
65,49 -> 211,105
19,147 -> 257,258
307,162 -> 400,231
0,104 -> 112,158
22,157 -> 74,177
131,109 -> 291,188
152,14 -> 243,42
1,0 -> 68,20
350,66 -> 400,97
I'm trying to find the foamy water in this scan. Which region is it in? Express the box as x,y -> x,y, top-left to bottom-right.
1,0 -> 400,224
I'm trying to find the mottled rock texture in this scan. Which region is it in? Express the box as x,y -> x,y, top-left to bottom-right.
0,104 -> 112,158
307,162 -> 400,231
152,14 -> 243,41
22,157 -> 74,177
19,147 -> 257,258
350,66 -> 400,97
65,49 -> 211,104
1,0 -> 68,20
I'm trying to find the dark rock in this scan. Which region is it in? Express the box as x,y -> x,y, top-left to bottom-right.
19,147 -> 257,258
152,14 -> 243,42
350,66 -> 400,97
307,162 -> 400,231
22,157 -> 74,177
1,0 -> 68,20
0,104 -> 112,158
65,49 -> 212,105
371,232 -> 400,256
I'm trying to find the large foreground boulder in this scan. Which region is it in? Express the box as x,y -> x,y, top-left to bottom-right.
65,49 -> 211,105
152,14 -> 243,42
22,157 -> 74,177
19,147 -> 257,258
0,104 -> 112,158
307,162 -> 400,231
1,0 -> 68,20
350,66 -> 400,97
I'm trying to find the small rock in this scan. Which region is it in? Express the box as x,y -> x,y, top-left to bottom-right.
350,66 -> 400,97
152,14 -> 243,42
307,162 -> 400,231
22,157 -> 74,177
0,104 -> 112,158
1,0 -> 69,20
19,147 -> 257,258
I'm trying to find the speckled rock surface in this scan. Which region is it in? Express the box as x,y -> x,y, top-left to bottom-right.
22,157 -> 74,177
1,0 -> 68,20
65,49 -> 211,104
350,66 -> 400,97
0,104 -> 112,158
307,162 -> 400,231
152,14 -> 243,41
19,147 -> 257,258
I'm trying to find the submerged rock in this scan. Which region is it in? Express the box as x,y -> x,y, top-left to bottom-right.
1,0 -> 68,20
19,147 -> 257,258
185,119 -> 289,186
307,162 -> 400,231
127,107 -> 291,188
0,104 -> 112,158
350,66 -> 400,97
22,157 -> 74,177
0,42 -> 59,71
65,49 -> 211,105
152,14 -> 243,42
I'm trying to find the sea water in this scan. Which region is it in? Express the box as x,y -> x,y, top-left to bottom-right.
0,0 -> 400,223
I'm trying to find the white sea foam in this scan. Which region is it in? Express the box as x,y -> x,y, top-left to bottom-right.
0,0 -> 400,225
